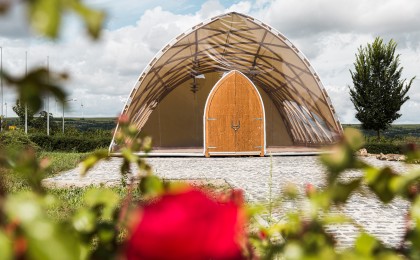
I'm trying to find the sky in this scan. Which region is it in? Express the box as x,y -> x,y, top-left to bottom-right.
0,0 -> 419,123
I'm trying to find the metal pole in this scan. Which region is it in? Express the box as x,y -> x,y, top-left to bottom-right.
25,51 -> 28,134
1,46 -> 3,132
62,102 -> 64,133
81,101 -> 84,119
62,99 -> 76,134
47,56 -> 49,136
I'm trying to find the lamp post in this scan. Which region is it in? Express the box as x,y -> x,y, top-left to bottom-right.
62,98 -> 76,133
46,56 -> 49,136
25,51 -> 28,134
81,101 -> 84,119
1,46 -> 3,132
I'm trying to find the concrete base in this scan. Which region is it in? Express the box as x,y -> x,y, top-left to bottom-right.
110,146 -> 330,157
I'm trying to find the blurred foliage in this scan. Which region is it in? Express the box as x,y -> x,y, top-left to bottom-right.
2,1 -> 420,259
0,119 -> 152,259
1,68 -> 68,112
246,128 -> 420,259
0,0 -> 105,122
0,0 -> 105,39
3,120 -> 420,259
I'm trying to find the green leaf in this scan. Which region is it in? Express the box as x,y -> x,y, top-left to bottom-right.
4,192 -> 81,260
365,167 -> 397,203
406,198 -> 420,252
72,208 -> 96,233
344,128 -> 365,151
84,188 -> 120,220
322,213 -> 351,225
411,197 -> 420,222
320,146 -> 349,175
139,175 -> 164,197
330,179 -> 362,204
1,68 -> 68,112
6,148 -> 47,194
97,225 -> 115,244
0,231 -> 12,260
69,0 -> 105,39
355,232 -> 378,256
283,242 -> 303,260
80,149 -> 109,176
390,169 -> 420,199
121,148 -> 138,163
28,0 -> 61,38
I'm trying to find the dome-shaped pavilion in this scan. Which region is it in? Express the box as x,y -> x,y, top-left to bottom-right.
110,12 -> 342,156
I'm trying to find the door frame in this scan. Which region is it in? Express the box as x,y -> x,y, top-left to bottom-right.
202,70 -> 266,156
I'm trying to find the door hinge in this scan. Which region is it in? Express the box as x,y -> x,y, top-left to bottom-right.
254,118 -> 263,120
208,146 -> 217,149
207,118 -> 217,120
254,146 -> 262,148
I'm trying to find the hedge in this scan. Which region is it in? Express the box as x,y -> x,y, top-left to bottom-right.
364,143 -> 402,154
29,134 -> 110,152
0,130 -> 40,152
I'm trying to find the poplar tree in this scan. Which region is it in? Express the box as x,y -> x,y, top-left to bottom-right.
349,37 -> 414,139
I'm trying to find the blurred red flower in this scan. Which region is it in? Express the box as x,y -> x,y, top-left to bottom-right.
305,183 -> 316,197
125,188 -> 246,260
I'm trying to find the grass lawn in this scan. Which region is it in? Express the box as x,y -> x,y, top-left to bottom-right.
2,151 -> 138,222
3,151 -> 232,222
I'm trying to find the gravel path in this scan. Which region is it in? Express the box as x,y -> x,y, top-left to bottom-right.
43,156 -> 419,248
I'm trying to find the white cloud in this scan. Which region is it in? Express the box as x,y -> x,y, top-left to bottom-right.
0,3 -> 30,38
226,1 -> 252,13
250,0 -> 420,124
254,0 -> 420,37
0,0 -> 419,123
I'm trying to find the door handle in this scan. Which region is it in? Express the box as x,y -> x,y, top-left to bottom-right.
231,120 -> 240,131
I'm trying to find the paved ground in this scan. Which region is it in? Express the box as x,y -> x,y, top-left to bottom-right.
43,156 -> 419,249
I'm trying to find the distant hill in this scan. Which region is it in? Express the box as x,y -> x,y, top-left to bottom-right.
2,117 -> 117,132
343,124 -> 420,138
4,117 -> 419,138
60,117 -> 117,131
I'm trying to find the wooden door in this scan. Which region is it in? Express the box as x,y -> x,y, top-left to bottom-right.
205,71 -> 264,157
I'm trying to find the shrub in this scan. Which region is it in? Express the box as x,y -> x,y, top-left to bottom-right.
29,134 -> 109,152
0,130 -> 40,152
364,143 -> 402,154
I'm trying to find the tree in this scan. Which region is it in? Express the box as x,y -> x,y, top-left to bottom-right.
33,110 -> 59,132
349,37 -> 414,139
12,99 -> 36,127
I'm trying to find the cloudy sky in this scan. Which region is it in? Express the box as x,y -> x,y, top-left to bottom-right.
0,0 -> 419,123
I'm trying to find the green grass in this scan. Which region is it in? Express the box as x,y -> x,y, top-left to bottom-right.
40,151 -> 88,177
4,152 -> 87,191
46,186 -> 142,222
3,151 -> 146,222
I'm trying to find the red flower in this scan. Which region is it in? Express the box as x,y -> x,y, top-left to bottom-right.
125,188 -> 246,260
117,114 -> 130,125
305,183 -> 316,197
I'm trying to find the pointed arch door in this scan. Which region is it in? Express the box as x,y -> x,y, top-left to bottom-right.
204,71 -> 265,157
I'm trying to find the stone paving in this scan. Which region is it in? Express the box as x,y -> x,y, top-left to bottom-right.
43,156 -> 419,248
